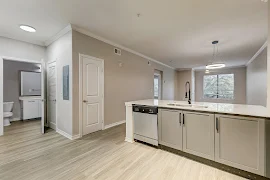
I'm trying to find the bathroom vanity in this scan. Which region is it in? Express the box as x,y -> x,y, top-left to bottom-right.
125,99 -> 270,179
19,96 -> 42,120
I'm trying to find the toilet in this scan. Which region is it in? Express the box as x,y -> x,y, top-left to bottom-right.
3,102 -> 14,126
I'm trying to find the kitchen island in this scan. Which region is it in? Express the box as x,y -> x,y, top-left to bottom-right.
125,99 -> 270,179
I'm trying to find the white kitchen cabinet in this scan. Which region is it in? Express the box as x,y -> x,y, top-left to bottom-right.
157,108 -> 267,176
20,98 -> 42,120
215,114 -> 265,176
182,111 -> 215,160
158,109 -> 183,150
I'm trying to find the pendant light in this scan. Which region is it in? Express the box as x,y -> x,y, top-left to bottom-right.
206,41 -> 225,69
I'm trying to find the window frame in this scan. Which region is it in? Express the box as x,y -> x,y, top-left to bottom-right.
203,73 -> 235,100
154,74 -> 161,100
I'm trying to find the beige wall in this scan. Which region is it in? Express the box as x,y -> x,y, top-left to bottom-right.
72,30 -> 177,134
191,70 -> 195,101
246,48 -> 267,106
46,31 -> 73,135
176,70 -> 192,101
195,67 -> 246,104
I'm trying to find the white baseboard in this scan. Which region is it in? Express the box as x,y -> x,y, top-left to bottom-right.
104,120 -> 126,130
56,128 -> 73,140
125,137 -> 134,143
72,134 -> 81,140
49,122 -> 56,130
74,120 -> 126,139
10,117 -> 21,122
56,128 -> 81,140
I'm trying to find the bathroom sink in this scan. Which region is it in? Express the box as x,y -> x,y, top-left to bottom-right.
167,103 -> 208,108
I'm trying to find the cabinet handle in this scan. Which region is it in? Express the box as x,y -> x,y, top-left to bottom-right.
179,113 -> 182,125
216,117 -> 219,133
183,113 -> 185,125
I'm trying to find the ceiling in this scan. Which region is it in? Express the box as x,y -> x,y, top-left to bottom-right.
0,0 -> 268,69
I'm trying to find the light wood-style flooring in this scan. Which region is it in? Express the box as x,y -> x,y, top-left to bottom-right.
0,120 -> 246,180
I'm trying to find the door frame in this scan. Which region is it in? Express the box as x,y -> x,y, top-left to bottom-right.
154,70 -> 163,100
46,60 -> 57,130
78,54 -> 104,137
0,56 -> 44,136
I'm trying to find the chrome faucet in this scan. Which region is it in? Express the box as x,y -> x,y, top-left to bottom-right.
185,81 -> 191,104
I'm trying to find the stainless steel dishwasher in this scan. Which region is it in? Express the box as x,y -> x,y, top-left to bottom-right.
133,105 -> 158,146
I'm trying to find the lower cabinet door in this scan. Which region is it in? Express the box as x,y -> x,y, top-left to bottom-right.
182,111 -> 215,160
23,100 -> 39,120
158,109 -> 182,150
215,114 -> 265,176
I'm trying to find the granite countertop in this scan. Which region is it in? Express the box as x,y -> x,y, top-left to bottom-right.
125,99 -> 270,118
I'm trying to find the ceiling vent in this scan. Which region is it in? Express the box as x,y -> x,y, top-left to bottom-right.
114,48 -> 121,56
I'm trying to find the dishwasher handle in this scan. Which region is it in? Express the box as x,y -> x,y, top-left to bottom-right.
179,113 -> 182,125
183,113 -> 185,125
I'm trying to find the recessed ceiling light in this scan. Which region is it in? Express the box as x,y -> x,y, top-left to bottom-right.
206,63 -> 225,69
205,70 -> 210,73
19,25 -> 36,32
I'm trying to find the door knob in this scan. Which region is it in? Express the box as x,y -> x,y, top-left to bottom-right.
83,100 -> 88,103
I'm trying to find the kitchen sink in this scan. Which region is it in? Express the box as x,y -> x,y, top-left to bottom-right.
167,103 -> 208,108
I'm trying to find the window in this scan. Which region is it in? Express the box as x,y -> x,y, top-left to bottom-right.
154,75 -> 159,99
203,74 -> 234,99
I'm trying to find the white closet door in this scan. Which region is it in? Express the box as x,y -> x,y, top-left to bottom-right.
47,61 -> 56,130
41,60 -> 46,134
81,55 -> 104,135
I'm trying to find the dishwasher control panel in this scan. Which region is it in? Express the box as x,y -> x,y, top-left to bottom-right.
133,105 -> 158,114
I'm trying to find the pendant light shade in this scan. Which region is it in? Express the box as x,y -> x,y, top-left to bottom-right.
206,41 -> 225,69
206,63 -> 225,69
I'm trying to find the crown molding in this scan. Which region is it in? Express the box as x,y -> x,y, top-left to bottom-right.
176,68 -> 193,72
71,25 -> 175,70
193,65 -> 247,72
246,41 -> 267,66
0,34 -> 45,46
44,24 -> 72,46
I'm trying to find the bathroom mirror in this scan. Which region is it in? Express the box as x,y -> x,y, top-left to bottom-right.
20,71 -> 41,96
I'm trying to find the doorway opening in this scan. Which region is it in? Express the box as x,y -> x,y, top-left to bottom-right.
0,56 -> 46,136
154,70 -> 163,100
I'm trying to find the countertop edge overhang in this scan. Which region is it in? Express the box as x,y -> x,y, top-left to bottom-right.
125,99 -> 270,119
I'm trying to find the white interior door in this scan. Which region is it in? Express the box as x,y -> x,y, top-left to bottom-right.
47,62 -> 56,130
41,60 -> 46,134
82,55 -> 104,135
